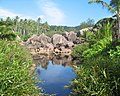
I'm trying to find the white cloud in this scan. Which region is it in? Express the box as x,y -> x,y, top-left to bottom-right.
0,8 -> 44,20
0,8 -> 20,18
37,0 -> 65,25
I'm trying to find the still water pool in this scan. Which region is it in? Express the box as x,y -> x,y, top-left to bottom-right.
35,58 -> 76,96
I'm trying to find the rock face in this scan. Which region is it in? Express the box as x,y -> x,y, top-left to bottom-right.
25,30 -> 85,55
38,33 -> 51,45
79,27 -> 93,36
62,31 -> 81,44
26,33 -> 51,48
67,31 -> 77,43
52,34 -> 68,47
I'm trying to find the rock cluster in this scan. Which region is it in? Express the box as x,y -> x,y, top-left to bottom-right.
24,31 -> 84,55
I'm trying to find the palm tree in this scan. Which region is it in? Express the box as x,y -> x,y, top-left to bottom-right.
88,0 -> 120,40
13,16 -> 19,32
37,17 -> 41,35
42,21 -> 50,33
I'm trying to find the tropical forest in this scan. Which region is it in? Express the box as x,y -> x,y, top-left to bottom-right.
0,0 -> 120,96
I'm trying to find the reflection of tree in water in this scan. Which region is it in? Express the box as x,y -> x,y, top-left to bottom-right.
33,54 -> 76,70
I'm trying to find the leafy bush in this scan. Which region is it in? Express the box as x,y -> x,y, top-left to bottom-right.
21,34 -> 31,41
71,43 -> 89,60
84,31 -> 96,44
0,31 -> 17,40
0,41 -> 41,96
83,36 -> 112,58
108,46 -> 120,58
0,25 -> 17,40
70,56 -> 120,96
82,22 -> 113,58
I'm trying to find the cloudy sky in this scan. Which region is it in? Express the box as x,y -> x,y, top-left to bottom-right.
0,0 -> 112,26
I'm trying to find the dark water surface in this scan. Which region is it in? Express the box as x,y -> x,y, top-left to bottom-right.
34,55 -> 76,96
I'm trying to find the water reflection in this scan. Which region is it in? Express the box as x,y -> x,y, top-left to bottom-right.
34,55 -> 76,96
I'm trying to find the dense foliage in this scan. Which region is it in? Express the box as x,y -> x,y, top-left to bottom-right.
0,17 -> 95,39
70,1 -> 120,95
70,21 -> 120,95
89,0 -> 120,40
0,41 -> 41,96
71,43 -> 89,60
0,19 -> 16,40
70,56 -> 120,96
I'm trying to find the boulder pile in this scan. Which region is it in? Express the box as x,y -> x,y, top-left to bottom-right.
24,31 -> 84,55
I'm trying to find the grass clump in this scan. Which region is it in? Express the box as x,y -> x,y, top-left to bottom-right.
70,56 -> 120,96
0,41 -> 41,96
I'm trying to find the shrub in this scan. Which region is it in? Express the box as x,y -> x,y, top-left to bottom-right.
108,46 -> 120,58
71,43 -> 89,60
0,25 -> 17,40
70,56 -> 120,96
0,41 -> 41,96
83,36 -> 112,58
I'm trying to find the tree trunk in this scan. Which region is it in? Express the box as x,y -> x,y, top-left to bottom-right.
118,12 -> 120,39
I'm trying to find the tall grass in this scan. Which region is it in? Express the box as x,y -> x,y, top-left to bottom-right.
70,56 -> 120,96
0,41 -> 41,96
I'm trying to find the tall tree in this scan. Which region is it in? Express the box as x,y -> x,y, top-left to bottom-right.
88,0 -> 120,40
42,21 -> 50,33
13,16 -> 19,32
37,17 -> 41,35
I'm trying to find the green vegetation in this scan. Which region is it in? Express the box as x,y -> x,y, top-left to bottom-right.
1,0 -> 120,95
0,17 -> 95,40
0,18 -> 16,40
89,0 -> 120,40
70,56 -> 120,96
79,18 -> 94,29
0,41 -> 41,96
70,0 -> 120,96
0,20 -> 41,95
71,43 -> 89,60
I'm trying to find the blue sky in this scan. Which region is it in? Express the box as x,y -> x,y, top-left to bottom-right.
0,0 -> 112,26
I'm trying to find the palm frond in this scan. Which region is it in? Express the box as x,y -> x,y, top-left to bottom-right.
88,0 -> 116,13
101,1 -> 116,13
88,0 -> 101,4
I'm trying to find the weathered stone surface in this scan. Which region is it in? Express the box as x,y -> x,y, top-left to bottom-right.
62,32 -> 69,40
25,30 -> 86,55
65,41 -> 74,49
74,37 -> 81,44
52,34 -> 68,47
38,33 -> 51,44
79,27 -> 93,36
26,35 -> 39,45
67,31 -> 77,42
26,34 -> 51,48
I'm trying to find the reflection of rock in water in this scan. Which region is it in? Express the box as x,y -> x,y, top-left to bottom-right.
32,55 -> 50,69
36,67 -> 41,75
33,54 -> 76,69
52,55 -> 73,67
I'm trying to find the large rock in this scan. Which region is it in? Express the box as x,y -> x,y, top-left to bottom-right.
79,27 -> 93,36
67,31 -> 77,42
63,31 -> 81,44
62,32 -> 69,40
26,33 -> 51,48
52,34 -> 68,47
65,41 -> 74,49
38,33 -> 51,45
26,35 -> 39,45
